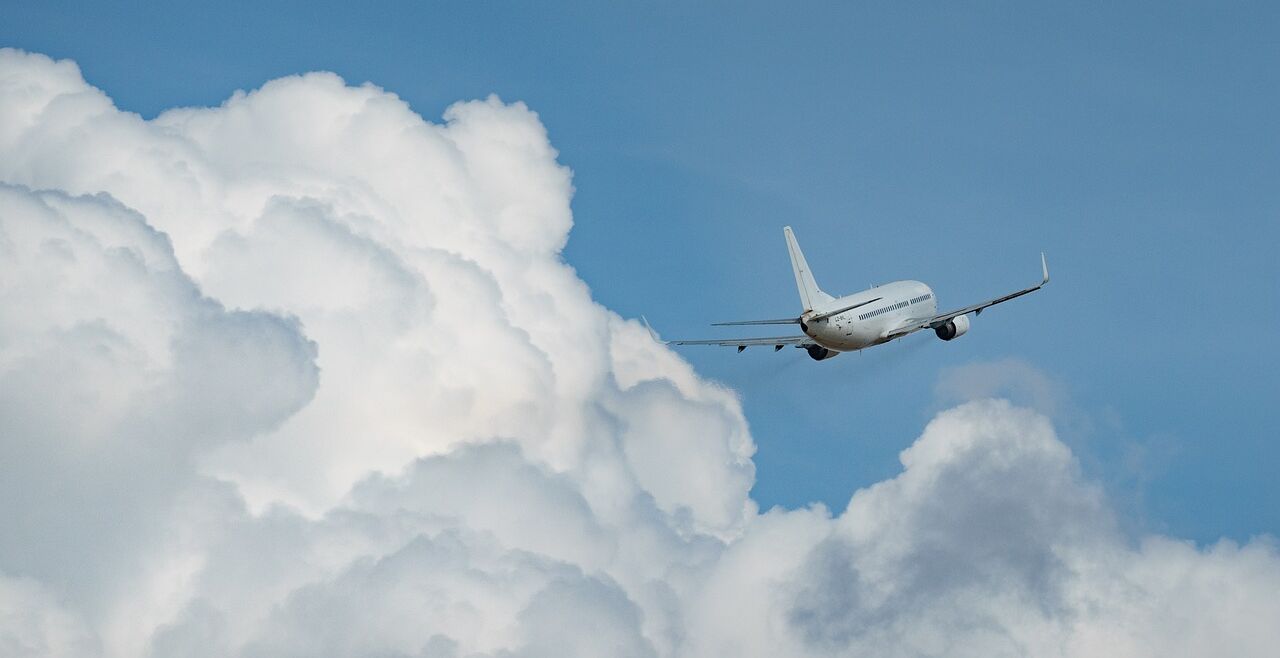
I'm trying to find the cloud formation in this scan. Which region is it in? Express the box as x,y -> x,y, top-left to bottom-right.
1,49 -> 1277,657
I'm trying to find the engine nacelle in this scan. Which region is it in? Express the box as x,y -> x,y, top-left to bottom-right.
806,344 -> 841,361
934,315 -> 971,341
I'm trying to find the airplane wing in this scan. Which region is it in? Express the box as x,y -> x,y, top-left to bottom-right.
882,253 -> 1049,340
641,317 -> 811,351
670,335 -> 812,350
880,317 -> 937,341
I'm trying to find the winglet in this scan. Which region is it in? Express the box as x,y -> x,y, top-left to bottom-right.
1040,252 -> 1049,286
641,315 -> 668,344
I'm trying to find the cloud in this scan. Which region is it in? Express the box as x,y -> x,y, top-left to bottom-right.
1,48 -> 1278,657
0,574 -> 100,658
0,182 -> 317,651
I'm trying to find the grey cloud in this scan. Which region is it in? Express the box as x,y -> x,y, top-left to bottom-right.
790,401 -> 1109,654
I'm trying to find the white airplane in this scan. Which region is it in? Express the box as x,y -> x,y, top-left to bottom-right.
650,226 -> 1048,361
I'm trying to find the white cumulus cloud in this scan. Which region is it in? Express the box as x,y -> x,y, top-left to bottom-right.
1,48 -> 1277,658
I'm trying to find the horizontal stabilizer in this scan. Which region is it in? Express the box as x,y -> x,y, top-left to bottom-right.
808,297 -> 881,321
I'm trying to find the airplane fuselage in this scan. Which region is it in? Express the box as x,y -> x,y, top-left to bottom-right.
800,280 -> 937,352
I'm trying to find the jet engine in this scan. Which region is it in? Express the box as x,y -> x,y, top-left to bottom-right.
806,344 -> 841,360
934,315 -> 971,341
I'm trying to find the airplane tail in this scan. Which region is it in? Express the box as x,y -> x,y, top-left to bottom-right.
784,226 -> 833,312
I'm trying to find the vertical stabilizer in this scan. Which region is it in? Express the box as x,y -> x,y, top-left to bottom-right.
783,226 -> 833,312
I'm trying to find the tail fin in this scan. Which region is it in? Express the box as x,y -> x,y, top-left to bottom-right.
783,226 -> 833,312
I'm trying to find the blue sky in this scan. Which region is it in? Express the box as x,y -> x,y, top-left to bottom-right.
6,1 -> 1277,543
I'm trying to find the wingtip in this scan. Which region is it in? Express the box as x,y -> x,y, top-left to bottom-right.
1040,252 -> 1050,284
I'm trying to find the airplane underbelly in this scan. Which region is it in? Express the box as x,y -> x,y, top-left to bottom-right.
808,321 -> 877,351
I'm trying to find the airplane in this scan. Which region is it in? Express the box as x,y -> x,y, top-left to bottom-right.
647,226 -> 1048,361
